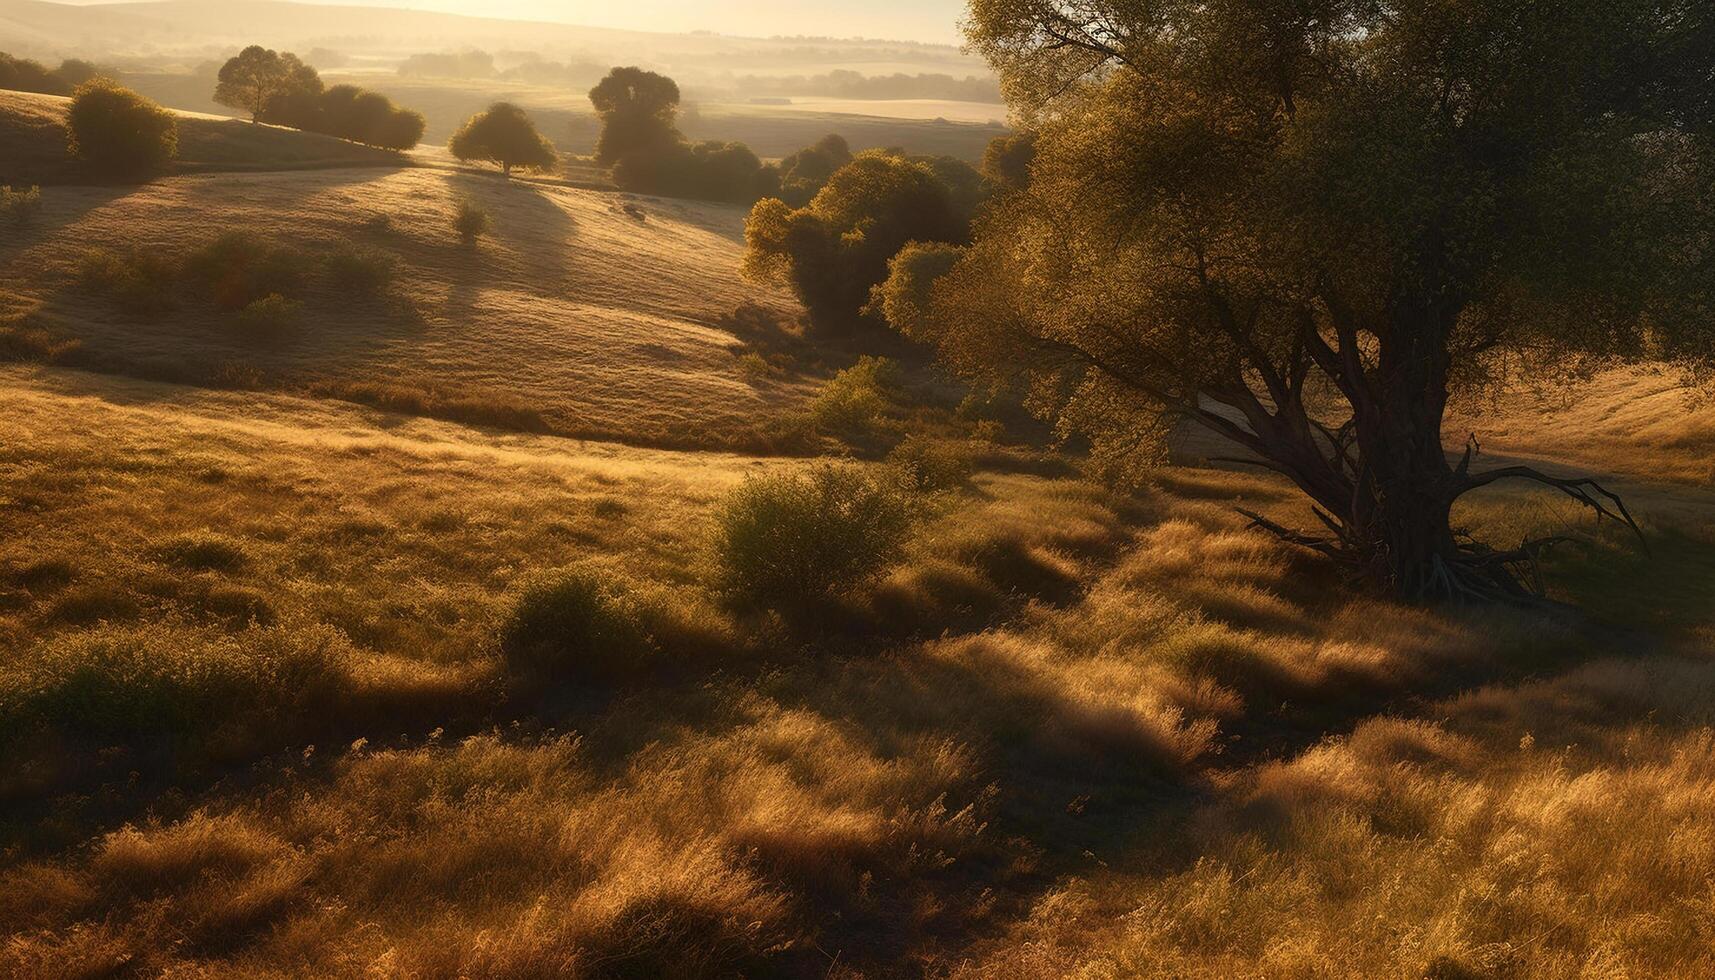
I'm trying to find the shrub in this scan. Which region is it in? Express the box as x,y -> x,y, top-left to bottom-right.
325,245 -> 396,297
712,464 -> 914,615
0,623 -> 355,748
498,567 -> 658,682
80,249 -> 177,316
455,199 -> 492,243
811,356 -> 897,438
1,185 -> 42,229
183,232 -> 311,310
887,434 -> 976,492
65,80 -> 178,179
234,294 -> 301,337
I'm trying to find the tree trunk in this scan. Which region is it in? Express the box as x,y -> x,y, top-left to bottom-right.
503,162 -> 512,178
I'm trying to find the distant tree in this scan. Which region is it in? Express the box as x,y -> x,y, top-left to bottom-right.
215,46 -> 318,123
588,66 -> 682,166
0,52 -> 70,95
980,131 -> 1035,194
449,103 -> 558,177
776,134 -> 852,206
54,59 -> 104,87
884,0 -> 1715,601
744,150 -> 966,330
65,80 -> 178,178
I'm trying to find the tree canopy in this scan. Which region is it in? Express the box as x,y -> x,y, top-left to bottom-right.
588,67 -> 682,166
449,102 -> 559,176
214,46 -> 318,122
884,0 -> 1714,600
745,150 -> 970,331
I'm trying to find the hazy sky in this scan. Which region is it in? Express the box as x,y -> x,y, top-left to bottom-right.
94,0 -> 974,45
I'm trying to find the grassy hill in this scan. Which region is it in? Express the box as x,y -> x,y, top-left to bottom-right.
0,89 -> 409,186
4,67 -> 1715,979
2,90 -> 814,451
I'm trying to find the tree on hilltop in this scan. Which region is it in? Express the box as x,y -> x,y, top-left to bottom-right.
588,66 -> 682,166
449,103 -> 558,177
215,45 -> 320,123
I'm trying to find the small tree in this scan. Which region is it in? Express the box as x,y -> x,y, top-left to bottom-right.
448,103 -> 558,177
588,66 -> 682,166
744,151 -> 967,329
65,80 -> 178,179
215,46 -> 319,123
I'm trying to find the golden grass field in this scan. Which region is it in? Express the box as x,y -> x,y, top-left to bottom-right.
4,85 -> 1715,978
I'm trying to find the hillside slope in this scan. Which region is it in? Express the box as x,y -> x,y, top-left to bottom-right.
0,100 -> 813,449
0,89 -> 409,186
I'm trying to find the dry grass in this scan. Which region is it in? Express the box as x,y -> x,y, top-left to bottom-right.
4,359 -> 1710,974
0,149 -> 818,450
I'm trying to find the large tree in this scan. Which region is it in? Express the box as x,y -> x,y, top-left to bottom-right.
588,66 -> 682,166
882,0 -> 1713,601
215,46 -> 319,123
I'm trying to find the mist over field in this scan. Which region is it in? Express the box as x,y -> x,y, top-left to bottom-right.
2,1 -> 1714,976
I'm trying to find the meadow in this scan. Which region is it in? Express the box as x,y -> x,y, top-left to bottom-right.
4,38 -> 1715,980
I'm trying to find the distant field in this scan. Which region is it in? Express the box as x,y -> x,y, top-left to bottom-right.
0,90 -> 408,186
111,70 -> 1009,162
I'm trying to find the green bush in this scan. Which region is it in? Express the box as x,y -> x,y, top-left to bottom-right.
498,567 -> 659,682
455,199 -> 492,243
80,249 -> 177,316
811,356 -> 897,438
65,80 -> 178,178
234,294 -> 301,337
1,185 -> 41,229
325,244 -> 397,297
887,434 -> 976,492
0,623 -> 355,747
183,232 -> 311,310
712,464 -> 914,615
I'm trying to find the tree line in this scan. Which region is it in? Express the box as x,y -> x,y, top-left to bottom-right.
214,46 -> 425,151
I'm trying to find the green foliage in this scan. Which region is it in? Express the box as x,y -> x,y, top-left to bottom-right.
325,245 -> 397,297
498,567 -> 659,682
743,151 -> 968,329
454,199 -> 492,243
214,45 -> 319,122
712,464 -> 913,615
931,0 -> 1715,597
887,434 -> 976,492
981,131 -> 1036,193
302,84 -> 425,151
183,232 -> 311,310
65,80 -> 178,178
80,249 -> 176,316
0,185 -> 42,229
449,102 -> 558,176
588,66 -> 682,166
811,356 -> 898,438
235,294 -> 302,337
0,51 -> 70,95
591,68 -> 780,204
868,241 -> 965,342
0,623 -> 356,748
776,134 -> 853,207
